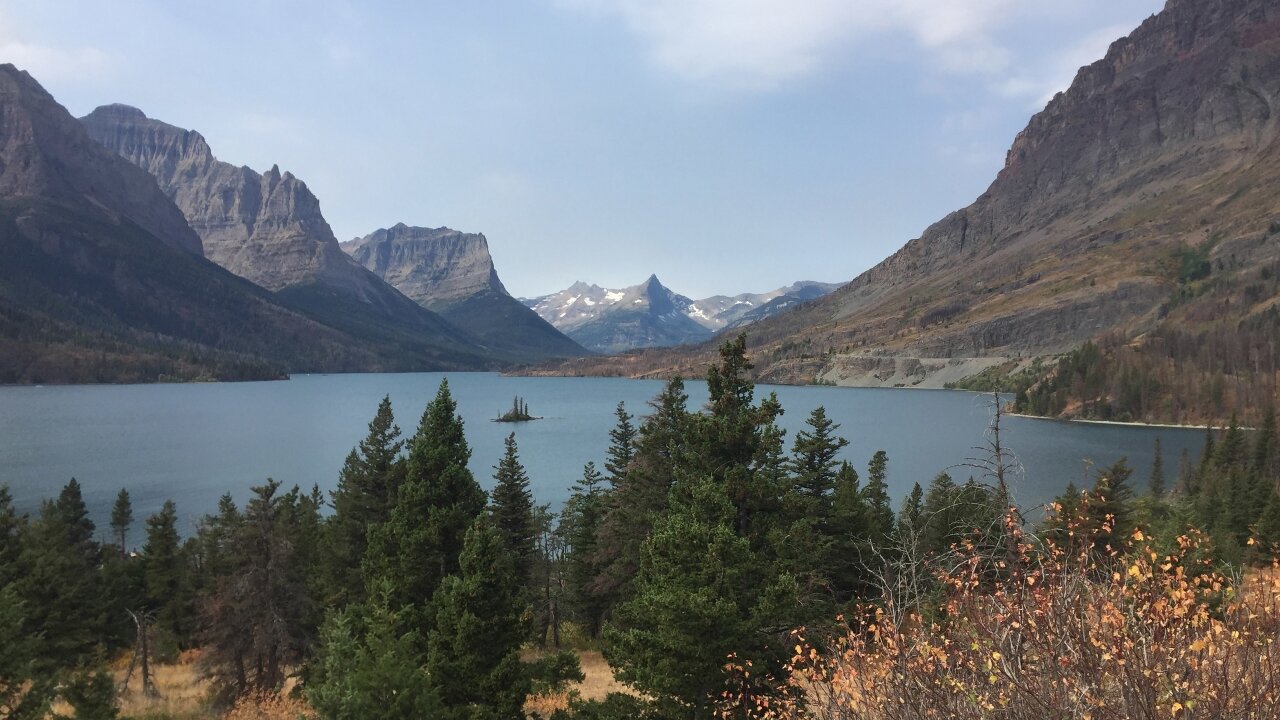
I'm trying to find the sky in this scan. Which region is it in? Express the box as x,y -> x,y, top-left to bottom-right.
1,0 -> 1164,299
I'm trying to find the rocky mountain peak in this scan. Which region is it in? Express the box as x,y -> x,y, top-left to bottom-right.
343,224 -> 508,310
79,106 -> 395,295
1,67 -> 203,255
345,223 -> 585,360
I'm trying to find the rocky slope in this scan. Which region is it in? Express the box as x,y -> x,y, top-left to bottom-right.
0,65 -> 492,383
78,105 -> 501,365
535,0 -> 1280,421
342,224 -> 584,360
522,275 -> 713,353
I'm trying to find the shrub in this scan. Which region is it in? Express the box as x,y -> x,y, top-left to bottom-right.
724,524 -> 1280,719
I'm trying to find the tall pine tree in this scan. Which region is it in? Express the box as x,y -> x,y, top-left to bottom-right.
327,396 -> 406,607
425,518 -> 530,720
110,489 -> 133,555
490,432 -> 537,591
364,380 -> 486,635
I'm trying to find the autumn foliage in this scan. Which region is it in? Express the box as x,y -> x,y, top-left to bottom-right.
726,515 -> 1280,720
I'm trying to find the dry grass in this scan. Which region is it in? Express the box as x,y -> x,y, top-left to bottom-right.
48,650 -> 312,720
50,647 -> 622,718
525,650 -> 631,718
114,656 -> 211,719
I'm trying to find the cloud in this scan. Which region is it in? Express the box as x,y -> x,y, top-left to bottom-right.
996,23 -> 1133,109
0,9 -> 115,84
555,0 -> 1021,90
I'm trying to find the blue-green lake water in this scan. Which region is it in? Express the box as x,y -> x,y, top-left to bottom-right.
0,373 -> 1207,538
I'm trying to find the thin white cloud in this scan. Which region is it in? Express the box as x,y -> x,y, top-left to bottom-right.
1000,23 -> 1134,109
0,9 -> 115,84
555,0 -> 1021,90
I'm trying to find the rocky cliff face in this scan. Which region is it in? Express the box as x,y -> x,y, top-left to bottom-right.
342,224 -> 506,310
80,105 -> 385,297
0,76 -> 202,257
536,0 -> 1280,394
344,224 -> 585,360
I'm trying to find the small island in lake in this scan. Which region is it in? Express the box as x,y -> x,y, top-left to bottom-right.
495,396 -> 538,422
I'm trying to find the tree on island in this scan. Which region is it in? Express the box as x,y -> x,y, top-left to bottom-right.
496,396 -> 535,422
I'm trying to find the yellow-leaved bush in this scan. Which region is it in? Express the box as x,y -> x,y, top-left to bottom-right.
722,512 -> 1280,720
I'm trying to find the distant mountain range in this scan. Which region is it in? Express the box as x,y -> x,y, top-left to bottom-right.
0,64 -> 493,383
77,104 -> 508,367
535,0 -> 1280,423
521,276 -> 839,353
341,225 -> 584,360
78,103 -> 584,367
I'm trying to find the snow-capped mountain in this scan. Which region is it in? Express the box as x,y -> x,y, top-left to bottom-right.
685,281 -> 841,331
521,275 -> 710,353
521,276 -> 842,353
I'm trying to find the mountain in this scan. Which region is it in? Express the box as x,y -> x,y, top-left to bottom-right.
522,275 -> 713,353
341,224 -> 585,360
78,104 -> 497,367
0,64 -> 492,383
535,0 -> 1280,423
687,281 -> 841,330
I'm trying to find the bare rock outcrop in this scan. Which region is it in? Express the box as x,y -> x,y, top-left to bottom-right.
345,224 -> 586,360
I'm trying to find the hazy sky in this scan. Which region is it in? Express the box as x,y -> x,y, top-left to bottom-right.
2,0 -> 1163,298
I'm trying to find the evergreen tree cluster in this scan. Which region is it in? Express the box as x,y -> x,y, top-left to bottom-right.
1043,408 -> 1279,568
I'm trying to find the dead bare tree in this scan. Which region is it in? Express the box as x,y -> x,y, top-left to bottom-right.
121,609 -> 159,699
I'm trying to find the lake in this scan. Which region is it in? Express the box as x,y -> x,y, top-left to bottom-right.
0,373 -> 1207,539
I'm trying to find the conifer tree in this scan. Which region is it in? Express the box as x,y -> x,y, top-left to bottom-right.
200,479 -> 310,703
0,582 -> 48,718
426,519 -> 530,720
308,590 -> 442,720
919,472 -> 960,556
594,378 -> 689,609
364,380 -> 486,633
563,462 -> 608,637
0,487 -> 46,717
15,479 -> 103,671
1252,406 -> 1277,478
604,402 -> 637,485
606,476 -> 796,718
1217,415 -> 1247,469
787,406 -> 848,510
0,485 -> 25,587
110,489 -> 133,555
1149,437 -> 1165,498
692,334 -> 785,540
861,450 -> 896,540
143,500 -> 191,651
1089,459 -> 1136,555
1043,481 -> 1083,551
1257,490 -> 1280,552
898,482 -> 925,539
490,432 -> 537,591
327,396 -> 405,607
827,461 -> 870,602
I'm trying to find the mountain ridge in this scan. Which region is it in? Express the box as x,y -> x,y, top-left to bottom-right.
0,64 -> 493,383
528,0 -> 1280,423
522,277 -> 841,352
79,104 -> 509,367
